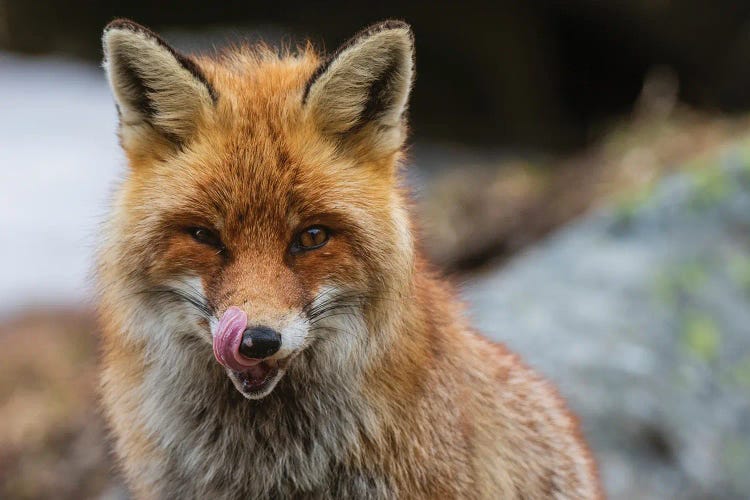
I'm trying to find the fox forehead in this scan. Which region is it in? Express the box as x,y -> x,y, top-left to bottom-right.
127,131 -> 395,249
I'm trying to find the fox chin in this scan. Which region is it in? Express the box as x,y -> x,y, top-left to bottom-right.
96,18 -> 602,499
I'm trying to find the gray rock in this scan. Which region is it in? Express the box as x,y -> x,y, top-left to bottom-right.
465,153 -> 750,499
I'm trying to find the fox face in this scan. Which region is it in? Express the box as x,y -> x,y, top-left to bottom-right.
101,20 -> 415,399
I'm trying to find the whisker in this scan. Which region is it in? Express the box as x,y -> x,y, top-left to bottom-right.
135,285 -> 214,319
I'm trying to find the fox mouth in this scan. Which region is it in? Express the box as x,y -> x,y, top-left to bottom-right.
229,359 -> 283,398
212,306 -> 300,399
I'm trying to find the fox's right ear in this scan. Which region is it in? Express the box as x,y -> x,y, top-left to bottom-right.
102,19 -> 216,153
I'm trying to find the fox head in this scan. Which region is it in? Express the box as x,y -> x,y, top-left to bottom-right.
99,20 -> 416,399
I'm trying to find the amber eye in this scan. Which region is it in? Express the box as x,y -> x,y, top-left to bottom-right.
188,227 -> 223,250
293,226 -> 330,252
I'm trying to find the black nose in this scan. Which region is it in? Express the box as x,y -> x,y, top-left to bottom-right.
239,326 -> 281,359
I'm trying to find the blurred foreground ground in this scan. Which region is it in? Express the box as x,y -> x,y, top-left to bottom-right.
2,56 -> 750,499
0,310 -> 114,498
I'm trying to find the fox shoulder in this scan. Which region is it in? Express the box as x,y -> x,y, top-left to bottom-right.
467,334 -> 603,498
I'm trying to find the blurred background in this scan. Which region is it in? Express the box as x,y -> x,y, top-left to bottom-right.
1,1 -> 750,498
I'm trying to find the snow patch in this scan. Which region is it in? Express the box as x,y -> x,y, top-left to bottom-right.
0,53 -> 121,314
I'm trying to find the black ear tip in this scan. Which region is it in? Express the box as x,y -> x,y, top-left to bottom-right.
102,19 -> 146,54
373,19 -> 412,32
104,18 -> 145,34
362,19 -> 414,42
102,19 -> 168,47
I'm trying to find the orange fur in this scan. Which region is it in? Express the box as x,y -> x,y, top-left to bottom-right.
97,19 -> 602,498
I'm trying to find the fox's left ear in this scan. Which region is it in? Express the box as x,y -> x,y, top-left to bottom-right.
303,21 -> 414,159
102,19 -> 216,153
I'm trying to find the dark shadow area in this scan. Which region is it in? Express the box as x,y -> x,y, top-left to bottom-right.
4,0 -> 750,150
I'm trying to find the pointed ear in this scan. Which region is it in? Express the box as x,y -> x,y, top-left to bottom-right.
303,21 -> 414,158
102,19 -> 216,152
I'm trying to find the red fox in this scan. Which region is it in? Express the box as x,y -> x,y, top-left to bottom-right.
97,18 -> 601,499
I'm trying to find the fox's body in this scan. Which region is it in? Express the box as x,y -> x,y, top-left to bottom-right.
97,20 -> 600,499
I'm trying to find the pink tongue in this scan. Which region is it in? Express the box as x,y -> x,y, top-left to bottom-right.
212,307 -> 259,371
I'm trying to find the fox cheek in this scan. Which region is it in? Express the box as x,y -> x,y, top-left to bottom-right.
149,237 -> 222,284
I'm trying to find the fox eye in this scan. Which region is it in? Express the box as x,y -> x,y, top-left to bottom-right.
188,227 -> 223,249
293,226 -> 330,252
